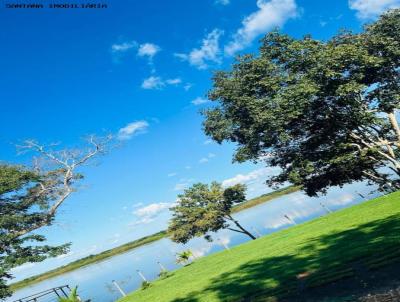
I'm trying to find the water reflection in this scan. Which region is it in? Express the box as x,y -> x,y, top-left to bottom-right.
7,184 -> 378,302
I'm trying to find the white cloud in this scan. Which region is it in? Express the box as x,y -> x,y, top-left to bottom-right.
141,76 -> 182,90
118,120 -> 149,140
199,153 -> 216,164
134,202 -> 174,219
216,0 -> 230,5
222,167 -> 281,197
349,0 -> 400,19
191,97 -> 210,106
111,40 -> 137,52
184,83 -> 193,91
129,216 -> 155,226
174,183 -> 189,191
165,78 -> 182,85
138,43 -> 161,58
141,76 -> 165,90
225,0 -> 298,56
175,29 -> 224,69
132,202 -> 144,208
168,172 -> 177,177
174,178 -> 194,191
130,201 -> 176,226
222,168 -> 269,187
204,139 -> 213,145
199,157 -> 209,164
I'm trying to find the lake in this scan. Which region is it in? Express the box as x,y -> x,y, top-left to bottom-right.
7,185 -> 378,302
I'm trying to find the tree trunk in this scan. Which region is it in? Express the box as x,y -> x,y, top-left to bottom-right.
227,215 -> 257,240
388,111 -> 400,146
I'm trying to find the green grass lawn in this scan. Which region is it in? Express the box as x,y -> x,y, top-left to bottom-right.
120,191 -> 400,302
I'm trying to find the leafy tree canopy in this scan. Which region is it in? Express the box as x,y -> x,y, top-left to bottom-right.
0,164 -> 69,299
168,182 -> 255,244
203,10 -> 400,196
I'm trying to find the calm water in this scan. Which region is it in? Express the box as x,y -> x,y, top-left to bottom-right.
7,185 -> 378,302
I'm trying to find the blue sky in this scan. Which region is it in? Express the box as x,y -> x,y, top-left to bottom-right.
1,0 -> 399,280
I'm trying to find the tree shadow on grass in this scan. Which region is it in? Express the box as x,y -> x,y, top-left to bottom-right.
172,214 -> 400,302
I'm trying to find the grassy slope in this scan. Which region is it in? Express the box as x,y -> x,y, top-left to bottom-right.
11,186 -> 299,291
120,191 -> 400,302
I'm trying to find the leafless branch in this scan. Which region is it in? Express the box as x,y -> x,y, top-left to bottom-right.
13,134 -> 113,237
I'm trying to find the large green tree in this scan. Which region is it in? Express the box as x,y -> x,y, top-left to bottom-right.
0,136 -> 111,299
168,182 -> 256,244
203,10 -> 400,196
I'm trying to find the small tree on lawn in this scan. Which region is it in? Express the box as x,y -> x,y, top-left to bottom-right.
168,182 -> 256,244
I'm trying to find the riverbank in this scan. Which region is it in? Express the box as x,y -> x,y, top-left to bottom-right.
10,185 -> 299,291
119,191 -> 400,302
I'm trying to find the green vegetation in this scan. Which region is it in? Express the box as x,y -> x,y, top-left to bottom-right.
140,281 -> 151,290
169,182 -> 256,243
10,186 -> 297,291
0,164 -> 69,299
175,250 -> 194,265
58,287 -> 90,302
119,191 -> 400,302
204,9 -> 400,196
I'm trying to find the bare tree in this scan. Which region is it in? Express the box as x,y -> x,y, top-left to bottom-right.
15,134 -> 114,237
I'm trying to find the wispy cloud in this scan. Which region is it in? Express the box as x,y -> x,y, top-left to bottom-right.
215,0 -> 230,5
111,40 -> 137,53
199,157 -> 209,164
175,29 -> 224,69
108,233 -> 121,245
166,78 -> 182,85
117,120 -> 149,140
349,0 -> 400,19
222,167 -> 278,187
134,202 -> 172,218
130,201 -> 175,226
138,43 -> 161,59
174,178 -> 195,191
168,172 -> 177,177
141,76 -> 182,90
199,153 -> 216,164
141,76 -> 164,89
191,97 -> 210,106
225,0 -> 298,56
222,167 -> 280,197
